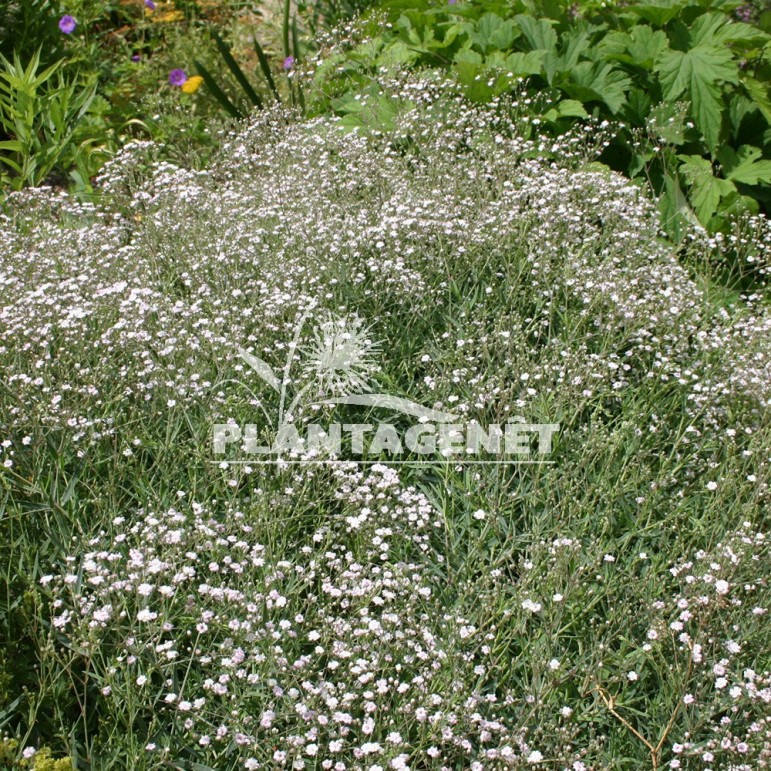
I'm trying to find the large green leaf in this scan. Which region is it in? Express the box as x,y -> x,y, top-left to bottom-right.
514,15 -> 558,52
689,13 -> 769,48
741,75 -> 771,123
600,26 -> 669,70
647,101 -> 688,144
453,49 -> 484,85
655,45 -> 738,153
718,145 -> 771,185
629,0 -> 688,27
543,31 -> 590,83
624,87 -> 653,126
660,172 -> 700,240
543,98 -> 589,122
626,26 -> 670,68
564,61 -> 631,114
503,51 -> 546,76
470,13 -> 518,53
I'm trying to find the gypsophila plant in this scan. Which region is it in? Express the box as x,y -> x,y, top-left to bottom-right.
0,73 -> 769,769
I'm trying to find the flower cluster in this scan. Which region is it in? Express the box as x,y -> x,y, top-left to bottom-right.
41,465 -> 550,768
2,72 -> 769,769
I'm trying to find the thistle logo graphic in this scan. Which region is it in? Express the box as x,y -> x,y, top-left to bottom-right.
303,313 -> 380,397
213,310 -> 559,465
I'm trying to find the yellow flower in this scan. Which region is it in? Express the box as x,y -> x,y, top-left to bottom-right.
152,9 -> 184,23
181,75 -> 204,94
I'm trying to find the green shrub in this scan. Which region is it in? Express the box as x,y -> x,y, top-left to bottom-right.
314,0 -> 771,239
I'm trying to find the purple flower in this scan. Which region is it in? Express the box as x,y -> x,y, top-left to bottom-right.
58,15 -> 77,34
145,0 -> 156,9
131,54 -> 141,62
282,56 -> 295,71
168,69 -> 187,87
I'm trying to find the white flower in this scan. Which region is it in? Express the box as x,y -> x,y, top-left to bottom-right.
527,750 -> 543,764
137,607 -> 157,622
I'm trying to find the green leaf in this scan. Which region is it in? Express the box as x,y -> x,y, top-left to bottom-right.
655,45 -> 738,153
689,13 -> 769,47
543,98 -> 590,123
626,26 -> 669,68
514,15 -> 558,52
503,51 -> 545,76
253,37 -> 280,102
470,13 -> 518,53
0,153 -> 22,173
454,49 -> 484,85
212,32 -> 263,109
377,41 -> 420,67
647,101 -> 687,144
601,26 -> 669,70
565,61 -> 631,114
660,173 -> 700,240
741,75 -> 771,123
677,154 -> 734,221
282,0 -> 291,59
718,145 -> 771,185
556,99 -> 589,118
630,0 -> 688,27
194,61 -> 244,120
727,94 -> 757,138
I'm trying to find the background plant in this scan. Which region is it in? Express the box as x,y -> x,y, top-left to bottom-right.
312,0 -> 771,242
0,50 -> 96,190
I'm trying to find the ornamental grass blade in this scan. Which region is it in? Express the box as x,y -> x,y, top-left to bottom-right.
291,16 -> 305,112
253,36 -> 280,102
211,31 -> 263,110
282,0 -> 291,60
194,60 -> 243,120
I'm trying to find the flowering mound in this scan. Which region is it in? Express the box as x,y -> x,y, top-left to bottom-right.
1,76 -> 769,769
